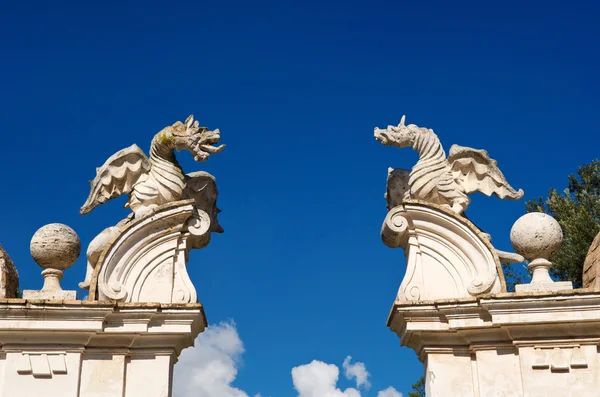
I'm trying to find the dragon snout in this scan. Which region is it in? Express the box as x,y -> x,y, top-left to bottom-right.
374,128 -> 391,144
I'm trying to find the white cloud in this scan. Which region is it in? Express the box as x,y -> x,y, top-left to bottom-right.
342,356 -> 371,389
173,321 -> 258,397
292,358 -> 402,397
173,321 -> 401,397
377,386 -> 403,397
292,360 -> 361,397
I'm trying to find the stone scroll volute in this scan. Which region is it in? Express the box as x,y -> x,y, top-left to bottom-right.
381,201 -> 506,301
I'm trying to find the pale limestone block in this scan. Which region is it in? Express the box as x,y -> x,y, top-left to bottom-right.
425,353 -> 475,397
389,291 -> 600,397
22,289 -> 76,300
79,353 -> 126,397
475,348 -> 523,397
518,345 -> 600,397
515,280 -> 573,293
0,300 -> 205,397
1,351 -> 82,397
124,352 -> 174,397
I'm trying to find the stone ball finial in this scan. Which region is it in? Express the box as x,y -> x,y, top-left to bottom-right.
30,223 -> 81,271
509,212 -> 572,291
510,212 -> 563,261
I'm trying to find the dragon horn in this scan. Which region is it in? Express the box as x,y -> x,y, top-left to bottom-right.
185,115 -> 194,128
399,115 -> 406,127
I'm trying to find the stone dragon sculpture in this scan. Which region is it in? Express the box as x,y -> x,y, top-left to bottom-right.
375,116 -> 525,264
374,115 -> 523,214
79,115 -> 225,289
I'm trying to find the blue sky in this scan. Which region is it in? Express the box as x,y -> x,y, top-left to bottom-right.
1,0 -> 599,395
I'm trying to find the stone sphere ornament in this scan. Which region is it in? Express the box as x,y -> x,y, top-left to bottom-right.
510,212 -> 563,261
30,223 -> 81,270
509,212 -> 571,290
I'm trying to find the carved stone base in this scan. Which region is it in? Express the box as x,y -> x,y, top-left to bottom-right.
381,201 -> 505,301
388,291 -> 600,397
0,299 -> 205,397
515,281 -> 573,293
88,200 -> 211,304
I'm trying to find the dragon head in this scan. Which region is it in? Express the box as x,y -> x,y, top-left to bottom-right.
165,115 -> 226,162
374,115 -> 419,148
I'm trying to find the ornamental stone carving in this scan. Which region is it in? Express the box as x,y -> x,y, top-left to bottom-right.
375,116 -> 523,214
381,201 -> 506,300
375,116 -> 526,301
80,115 -> 225,303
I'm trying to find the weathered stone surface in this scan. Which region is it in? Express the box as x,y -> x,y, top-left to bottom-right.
515,280 -> 573,293
88,200 -> 209,304
0,244 -> 18,298
30,223 -> 80,270
0,300 -> 205,397
384,167 -> 410,210
510,212 -> 573,292
23,224 -> 79,300
381,201 -> 505,301
375,115 -> 525,277
374,115 -> 523,214
79,115 -> 225,296
583,231 -> 600,289
510,212 -> 563,261
388,291 -> 600,397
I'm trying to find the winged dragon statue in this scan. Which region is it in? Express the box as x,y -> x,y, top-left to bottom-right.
374,115 -> 525,263
374,115 -> 523,213
79,115 -> 225,289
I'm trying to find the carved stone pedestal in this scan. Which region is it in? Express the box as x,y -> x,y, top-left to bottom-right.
381,201 -> 506,301
388,291 -> 600,396
88,200 -> 210,304
0,299 -> 205,397
380,202 -> 600,396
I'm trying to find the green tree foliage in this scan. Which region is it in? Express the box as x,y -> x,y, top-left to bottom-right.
408,375 -> 425,397
524,160 -> 600,287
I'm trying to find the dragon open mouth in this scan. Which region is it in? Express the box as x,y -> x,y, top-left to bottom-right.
199,142 -> 226,154
374,128 -> 391,145
191,135 -> 226,162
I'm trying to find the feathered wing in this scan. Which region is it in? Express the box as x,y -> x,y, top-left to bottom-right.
448,144 -> 524,199
80,144 -> 150,215
183,171 -> 224,234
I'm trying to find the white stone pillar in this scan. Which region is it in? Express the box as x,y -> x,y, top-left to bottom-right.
0,300 -> 206,397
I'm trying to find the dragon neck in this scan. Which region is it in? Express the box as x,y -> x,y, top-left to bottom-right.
409,129 -> 448,199
147,135 -> 186,201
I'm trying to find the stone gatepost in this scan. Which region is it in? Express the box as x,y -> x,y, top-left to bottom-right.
0,115 -> 225,397
375,116 -> 600,396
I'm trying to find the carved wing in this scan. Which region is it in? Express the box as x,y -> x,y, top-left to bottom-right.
183,171 -> 224,234
80,144 -> 150,215
448,144 -> 524,199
